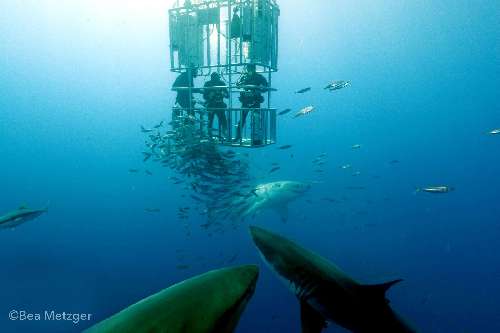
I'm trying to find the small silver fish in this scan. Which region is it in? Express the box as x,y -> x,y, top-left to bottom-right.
324,80 -> 351,91
417,186 -> 454,194
489,129 -> 500,135
293,106 -> 315,118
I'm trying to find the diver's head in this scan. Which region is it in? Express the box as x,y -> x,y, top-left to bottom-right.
211,72 -> 221,81
188,64 -> 198,78
246,64 -> 256,74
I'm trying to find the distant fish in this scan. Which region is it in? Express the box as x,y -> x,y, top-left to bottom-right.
145,170 -> 153,176
389,159 -> 400,165
176,264 -> 190,270
351,144 -> 362,149
324,80 -> 351,91
293,106 -> 315,118
145,208 -> 161,213
416,186 -> 454,194
278,145 -> 293,150
154,121 -> 164,129
269,166 -> 281,173
278,108 -> 292,116
128,169 -> 139,173
142,152 -> 153,162
341,164 -> 352,170
0,204 -> 48,229
488,129 -> 500,135
140,125 -> 154,133
295,87 -> 311,94
352,171 -> 361,176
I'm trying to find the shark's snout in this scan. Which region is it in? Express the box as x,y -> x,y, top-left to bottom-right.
249,226 -> 284,265
249,226 -> 272,249
231,264 -> 260,290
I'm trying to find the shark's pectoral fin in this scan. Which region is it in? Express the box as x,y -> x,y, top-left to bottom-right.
361,278 -> 403,303
274,205 -> 288,223
300,301 -> 327,333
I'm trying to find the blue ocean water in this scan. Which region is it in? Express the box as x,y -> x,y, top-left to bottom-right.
1,0 -> 499,332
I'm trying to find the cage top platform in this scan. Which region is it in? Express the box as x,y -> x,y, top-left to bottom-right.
171,0 -> 279,9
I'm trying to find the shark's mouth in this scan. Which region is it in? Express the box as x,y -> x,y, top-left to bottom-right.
257,249 -> 320,304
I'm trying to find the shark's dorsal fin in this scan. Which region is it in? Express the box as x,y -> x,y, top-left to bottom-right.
361,279 -> 403,302
18,204 -> 29,210
300,301 -> 327,333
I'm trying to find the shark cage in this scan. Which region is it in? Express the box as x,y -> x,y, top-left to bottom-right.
169,0 -> 280,147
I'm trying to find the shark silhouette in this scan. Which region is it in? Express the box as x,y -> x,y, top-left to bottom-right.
250,226 -> 418,333
232,181 -> 310,222
85,265 -> 259,333
0,204 -> 48,229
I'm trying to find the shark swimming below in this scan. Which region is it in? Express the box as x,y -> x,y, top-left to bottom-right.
250,226 -> 418,333
84,265 -> 259,333
233,181 -> 311,222
0,204 -> 48,229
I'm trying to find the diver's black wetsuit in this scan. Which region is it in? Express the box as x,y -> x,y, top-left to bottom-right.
235,72 -> 268,141
204,76 -> 228,137
173,72 -> 195,112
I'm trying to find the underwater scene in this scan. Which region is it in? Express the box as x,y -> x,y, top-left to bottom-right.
1,0 -> 499,332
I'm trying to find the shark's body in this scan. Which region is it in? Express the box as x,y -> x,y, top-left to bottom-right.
250,226 -> 417,333
237,181 -> 310,222
84,265 -> 259,333
0,205 -> 47,229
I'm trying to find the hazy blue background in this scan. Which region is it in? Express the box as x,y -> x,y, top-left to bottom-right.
1,0 -> 499,332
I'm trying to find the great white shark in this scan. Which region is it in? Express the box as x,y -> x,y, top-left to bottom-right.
84,265 -> 259,333
232,181 -> 311,222
250,226 -> 418,333
0,204 -> 48,229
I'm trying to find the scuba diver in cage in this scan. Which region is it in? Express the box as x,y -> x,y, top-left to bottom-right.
203,72 -> 229,139
172,66 -> 198,117
234,64 -> 268,142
